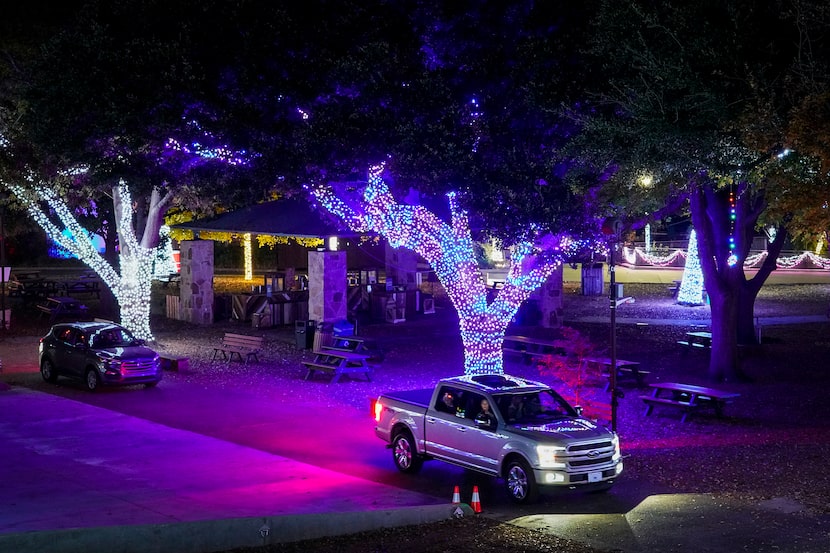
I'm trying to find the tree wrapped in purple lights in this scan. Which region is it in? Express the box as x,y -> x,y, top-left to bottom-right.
311,165 -> 595,375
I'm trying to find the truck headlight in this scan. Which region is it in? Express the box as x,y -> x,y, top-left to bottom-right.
537,445 -> 566,469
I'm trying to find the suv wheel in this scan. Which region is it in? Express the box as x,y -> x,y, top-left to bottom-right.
84,369 -> 101,392
40,358 -> 58,383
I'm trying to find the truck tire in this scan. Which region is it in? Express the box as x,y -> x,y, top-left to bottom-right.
505,458 -> 538,503
392,430 -> 423,473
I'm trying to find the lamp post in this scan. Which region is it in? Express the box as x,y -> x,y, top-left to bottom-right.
603,218 -> 623,433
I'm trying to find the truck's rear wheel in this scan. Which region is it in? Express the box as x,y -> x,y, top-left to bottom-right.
392,430 -> 422,473
505,458 -> 538,503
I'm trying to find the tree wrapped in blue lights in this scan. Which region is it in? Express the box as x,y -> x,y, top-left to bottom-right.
311,165 -> 594,375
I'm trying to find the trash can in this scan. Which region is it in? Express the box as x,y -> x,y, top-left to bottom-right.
295,320 -> 316,349
332,319 -> 354,337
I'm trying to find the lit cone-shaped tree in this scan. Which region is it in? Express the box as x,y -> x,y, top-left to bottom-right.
311,165 -> 592,375
677,228 -> 705,306
8,178 -> 170,341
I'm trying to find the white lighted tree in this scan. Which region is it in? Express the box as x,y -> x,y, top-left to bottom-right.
311,165 -> 595,375
8,177 -> 171,341
677,228 -> 705,306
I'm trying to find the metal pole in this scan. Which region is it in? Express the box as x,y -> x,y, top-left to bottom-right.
609,239 -> 618,433
1,206 -> 5,333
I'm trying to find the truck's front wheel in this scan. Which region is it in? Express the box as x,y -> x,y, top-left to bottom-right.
505,458 -> 538,503
392,430 -> 423,473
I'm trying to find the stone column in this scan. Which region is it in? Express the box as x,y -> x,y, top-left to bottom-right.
308,250 -> 347,322
180,240 -> 214,325
539,265 -> 564,328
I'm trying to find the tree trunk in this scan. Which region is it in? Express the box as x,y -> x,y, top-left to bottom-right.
736,284 -> 761,345
707,289 -> 745,382
459,313 -> 511,375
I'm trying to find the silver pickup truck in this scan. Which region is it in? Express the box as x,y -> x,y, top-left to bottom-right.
373,373 -> 623,503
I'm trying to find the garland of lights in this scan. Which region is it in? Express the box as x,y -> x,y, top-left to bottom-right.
622,247 -> 687,266
310,164 -> 600,375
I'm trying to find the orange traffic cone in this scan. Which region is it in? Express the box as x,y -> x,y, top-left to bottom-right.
451,485 -> 461,504
471,485 -> 482,513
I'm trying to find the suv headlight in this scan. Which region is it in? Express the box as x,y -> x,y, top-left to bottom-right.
101,358 -> 121,371
537,445 -> 566,469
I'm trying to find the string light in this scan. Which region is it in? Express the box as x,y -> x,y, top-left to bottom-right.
310,164 -> 595,375
727,189 -> 738,266
243,232 -> 253,281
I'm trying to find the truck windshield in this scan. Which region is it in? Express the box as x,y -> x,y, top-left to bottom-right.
493,390 -> 576,424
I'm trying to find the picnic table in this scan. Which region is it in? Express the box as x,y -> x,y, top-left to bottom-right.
580,356 -> 650,391
677,331 -> 712,352
36,296 -> 89,322
640,382 -> 740,422
10,275 -> 63,302
63,277 -> 101,298
503,335 -> 566,363
302,350 -> 373,383
323,336 -> 367,353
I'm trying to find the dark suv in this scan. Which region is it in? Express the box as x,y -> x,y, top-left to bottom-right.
39,321 -> 162,391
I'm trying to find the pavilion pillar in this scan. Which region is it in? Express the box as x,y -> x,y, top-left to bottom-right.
539,265 -> 564,328
180,240 -> 214,325
308,250 -> 347,323
385,244 -> 419,289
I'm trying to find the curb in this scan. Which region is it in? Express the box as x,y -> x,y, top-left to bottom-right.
0,504 -> 474,553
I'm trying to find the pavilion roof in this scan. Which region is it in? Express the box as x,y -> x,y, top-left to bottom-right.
172,198 -> 361,239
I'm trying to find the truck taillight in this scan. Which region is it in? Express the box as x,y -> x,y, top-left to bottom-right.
373,399 -> 383,422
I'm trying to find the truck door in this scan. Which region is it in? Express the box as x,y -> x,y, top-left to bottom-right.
454,392 -> 504,474
424,385 -> 470,464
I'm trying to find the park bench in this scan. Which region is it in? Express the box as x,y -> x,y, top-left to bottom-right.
211,332 -> 264,364
502,335 -> 566,364
301,350 -> 372,383
580,356 -> 650,391
640,382 -> 740,423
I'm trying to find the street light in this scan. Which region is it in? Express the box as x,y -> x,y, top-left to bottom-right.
603,218 -> 625,433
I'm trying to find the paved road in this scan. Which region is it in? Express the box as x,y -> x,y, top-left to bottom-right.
3,356 -> 830,553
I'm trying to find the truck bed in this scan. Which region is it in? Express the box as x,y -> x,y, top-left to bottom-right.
380,387 -> 433,409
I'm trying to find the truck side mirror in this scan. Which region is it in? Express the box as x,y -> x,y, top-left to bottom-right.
574,405 -> 583,416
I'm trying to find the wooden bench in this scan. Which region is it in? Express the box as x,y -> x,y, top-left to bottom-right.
580,356 -> 650,391
640,382 -> 740,422
503,335 -> 566,363
211,332 -> 264,364
302,350 -> 372,383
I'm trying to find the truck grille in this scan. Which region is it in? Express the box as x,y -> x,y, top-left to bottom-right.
565,439 -> 616,470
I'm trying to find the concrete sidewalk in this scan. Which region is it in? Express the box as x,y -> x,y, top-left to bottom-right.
0,386 -> 452,553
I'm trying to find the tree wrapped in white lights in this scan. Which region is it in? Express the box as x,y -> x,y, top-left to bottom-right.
8,177 -> 171,341
311,165 -> 590,375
